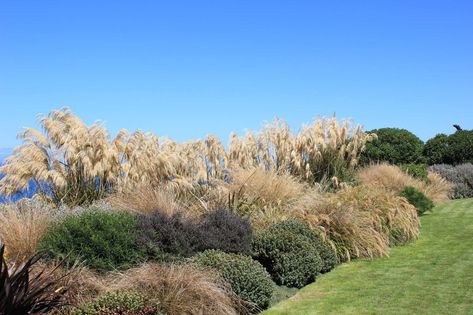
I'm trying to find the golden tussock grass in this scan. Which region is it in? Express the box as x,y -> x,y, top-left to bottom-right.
423,171 -> 454,204
0,199 -> 52,263
108,184 -> 181,216
292,185 -> 420,262
358,163 -> 453,205
108,263 -> 238,315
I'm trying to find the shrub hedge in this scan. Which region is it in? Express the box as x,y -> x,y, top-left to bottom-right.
191,250 -> 274,312
39,209 -> 145,271
429,163 -> 473,199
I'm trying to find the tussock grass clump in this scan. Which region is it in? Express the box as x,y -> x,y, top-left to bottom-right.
358,163 -> 452,205
0,199 -> 53,263
108,263 -> 238,315
293,185 -> 420,261
108,185 -> 181,216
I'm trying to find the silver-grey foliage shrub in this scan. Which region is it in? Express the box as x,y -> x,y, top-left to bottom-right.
429,163 -> 473,199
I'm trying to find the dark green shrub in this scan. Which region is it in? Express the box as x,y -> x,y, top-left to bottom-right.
0,245 -> 70,315
398,186 -> 434,215
424,134 -> 449,165
72,291 -> 161,315
137,209 -> 253,261
400,164 -> 429,182
137,211 -> 200,260
191,250 -> 274,312
443,130 -> 473,165
39,209 -> 145,271
252,221 -> 325,288
262,220 -> 337,273
197,209 -> 253,254
361,128 -> 424,165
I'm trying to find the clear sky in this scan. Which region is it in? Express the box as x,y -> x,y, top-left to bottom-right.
1,1 -> 472,148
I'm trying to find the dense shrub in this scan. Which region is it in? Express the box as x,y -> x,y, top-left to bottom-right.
72,291 -> 160,315
137,209 -> 252,260
398,186 -> 434,215
252,224 -> 323,288
443,130 -> 473,164
39,209 -> 145,271
400,164 -> 429,182
137,211 -> 200,260
429,164 -> 473,199
198,209 -> 253,254
423,134 -> 449,165
424,130 -> 473,165
272,220 -> 337,273
191,250 -> 274,312
361,128 -> 424,165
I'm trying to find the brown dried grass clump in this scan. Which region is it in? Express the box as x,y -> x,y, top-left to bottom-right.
0,199 -> 52,263
293,185 -> 420,262
358,163 -> 422,193
358,163 -> 453,205
423,171 -> 454,204
108,185 -> 181,216
108,263 -> 238,315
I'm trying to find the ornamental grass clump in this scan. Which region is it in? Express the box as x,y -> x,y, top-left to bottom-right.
293,185 -> 420,261
107,263 -> 238,315
0,199 -> 52,263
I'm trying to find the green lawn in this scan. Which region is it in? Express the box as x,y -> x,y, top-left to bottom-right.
264,199 -> 473,315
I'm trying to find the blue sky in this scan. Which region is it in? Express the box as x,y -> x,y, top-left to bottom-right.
1,1 -> 472,148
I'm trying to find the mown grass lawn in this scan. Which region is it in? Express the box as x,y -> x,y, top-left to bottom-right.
264,199 -> 473,315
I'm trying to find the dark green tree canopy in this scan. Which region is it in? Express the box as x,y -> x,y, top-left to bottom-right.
361,128 -> 424,165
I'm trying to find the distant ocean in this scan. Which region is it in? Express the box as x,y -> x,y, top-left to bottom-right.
0,148 -> 37,203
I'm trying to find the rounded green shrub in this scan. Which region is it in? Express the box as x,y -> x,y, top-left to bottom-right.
263,220 -> 337,273
398,186 -> 434,215
39,209 -> 145,271
361,128 -> 424,165
71,291 -> 160,315
191,250 -> 274,312
424,133 -> 449,165
443,130 -> 473,165
400,163 -> 429,182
